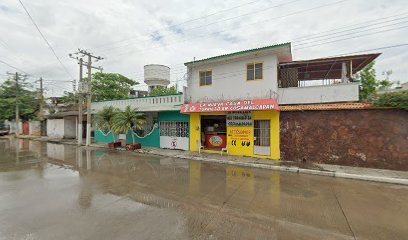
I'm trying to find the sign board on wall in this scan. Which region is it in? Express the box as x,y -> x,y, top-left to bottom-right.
227,112 -> 252,127
228,127 -> 253,156
181,99 -> 279,113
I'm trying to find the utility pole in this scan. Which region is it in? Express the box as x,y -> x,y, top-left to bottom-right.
15,72 -> 19,137
86,54 -> 92,146
37,77 -> 45,136
69,49 -> 103,146
78,58 -> 83,145
6,72 -> 25,136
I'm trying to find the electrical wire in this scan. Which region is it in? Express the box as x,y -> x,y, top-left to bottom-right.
98,0 -> 303,53
93,0 -> 268,49
18,0 -> 74,79
101,0 -> 348,57
128,12 -> 408,78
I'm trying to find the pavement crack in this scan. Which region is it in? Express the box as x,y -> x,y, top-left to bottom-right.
333,189 -> 357,240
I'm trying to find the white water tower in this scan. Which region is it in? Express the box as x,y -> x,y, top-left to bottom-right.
144,64 -> 170,94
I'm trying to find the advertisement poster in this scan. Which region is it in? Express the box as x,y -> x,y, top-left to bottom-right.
227,112 -> 252,127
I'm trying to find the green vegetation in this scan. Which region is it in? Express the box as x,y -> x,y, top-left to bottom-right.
0,78 -> 38,121
96,106 -> 146,144
369,91 -> 408,110
92,72 -> 138,101
357,62 -> 378,100
95,106 -> 119,142
60,91 -> 79,106
149,86 -> 177,96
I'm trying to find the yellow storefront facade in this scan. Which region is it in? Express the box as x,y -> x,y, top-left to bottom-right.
182,99 -> 280,160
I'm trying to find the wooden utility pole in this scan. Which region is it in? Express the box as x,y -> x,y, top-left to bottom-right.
69,49 -> 103,146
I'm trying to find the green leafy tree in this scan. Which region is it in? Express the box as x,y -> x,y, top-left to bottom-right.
92,72 -> 138,101
378,80 -> 393,90
149,86 -> 177,96
0,78 -> 38,121
357,61 -> 378,100
370,90 -> 408,110
60,91 -> 78,106
112,106 -> 146,144
95,106 -> 119,142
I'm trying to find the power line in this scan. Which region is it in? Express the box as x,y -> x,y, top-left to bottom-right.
94,0 -> 267,50
101,0 -> 348,57
294,25 -> 408,50
18,0 -> 74,79
0,59 -> 30,75
98,0 -> 303,53
293,20 -> 408,47
128,12 -> 408,78
293,16 -> 408,44
329,43 -> 408,57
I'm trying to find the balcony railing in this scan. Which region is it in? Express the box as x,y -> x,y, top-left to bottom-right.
91,93 -> 184,113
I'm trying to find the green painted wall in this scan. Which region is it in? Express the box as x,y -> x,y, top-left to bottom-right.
94,129 -> 117,143
159,111 -> 190,122
126,128 -> 160,147
94,111 -> 188,148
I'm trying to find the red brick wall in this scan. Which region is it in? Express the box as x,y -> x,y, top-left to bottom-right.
280,109 -> 408,170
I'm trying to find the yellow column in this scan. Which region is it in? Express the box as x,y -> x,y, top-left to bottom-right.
189,113 -> 201,152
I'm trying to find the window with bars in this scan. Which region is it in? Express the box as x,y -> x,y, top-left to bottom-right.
160,121 -> 189,138
199,70 -> 212,86
254,120 -> 270,146
247,62 -> 263,81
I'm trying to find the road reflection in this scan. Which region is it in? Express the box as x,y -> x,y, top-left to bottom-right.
1,138 -> 407,240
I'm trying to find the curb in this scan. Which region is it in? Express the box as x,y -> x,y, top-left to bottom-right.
14,136 -> 408,186
134,151 -> 408,186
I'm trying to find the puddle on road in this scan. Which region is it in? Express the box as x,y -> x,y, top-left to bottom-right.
0,138 -> 407,240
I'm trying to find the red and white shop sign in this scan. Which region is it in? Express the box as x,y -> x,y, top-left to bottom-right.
181,99 -> 279,113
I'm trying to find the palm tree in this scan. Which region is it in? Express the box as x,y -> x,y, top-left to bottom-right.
95,106 -> 118,142
112,106 -> 146,144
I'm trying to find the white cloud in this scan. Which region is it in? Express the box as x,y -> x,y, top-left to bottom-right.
0,0 -> 407,96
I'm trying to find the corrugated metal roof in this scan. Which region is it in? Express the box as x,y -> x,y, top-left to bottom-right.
184,42 -> 291,66
280,103 -> 374,111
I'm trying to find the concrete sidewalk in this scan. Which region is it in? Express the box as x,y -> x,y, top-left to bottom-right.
11,135 -> 408,185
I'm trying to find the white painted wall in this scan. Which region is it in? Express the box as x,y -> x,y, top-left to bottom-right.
29,121 -> 41,136
278,83 -> 360,105
64,116 -> 77,139
91,94 -> 184,113
160,136 -> 189,151
47,119 -> 65,138
187,54 -> 279,103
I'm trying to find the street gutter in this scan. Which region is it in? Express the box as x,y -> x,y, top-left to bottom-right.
9,135 -> 408,186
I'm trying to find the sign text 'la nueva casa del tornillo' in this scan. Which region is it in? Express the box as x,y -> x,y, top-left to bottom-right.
180,99 -> 279,113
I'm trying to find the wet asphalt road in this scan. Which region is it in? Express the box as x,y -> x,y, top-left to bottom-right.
0,138 -> 407,240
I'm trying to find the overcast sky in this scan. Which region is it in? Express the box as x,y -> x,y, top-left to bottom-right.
0,0 -> 407,96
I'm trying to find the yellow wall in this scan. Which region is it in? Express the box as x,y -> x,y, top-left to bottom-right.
189,110 -> 280,160
253,110 -> 280,159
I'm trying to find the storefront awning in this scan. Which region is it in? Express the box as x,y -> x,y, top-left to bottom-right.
181,99 -> 279,113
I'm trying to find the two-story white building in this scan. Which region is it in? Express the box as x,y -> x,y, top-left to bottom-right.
181,42 -> 379,160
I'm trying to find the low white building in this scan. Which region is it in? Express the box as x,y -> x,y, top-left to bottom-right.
45,111 -> 81,139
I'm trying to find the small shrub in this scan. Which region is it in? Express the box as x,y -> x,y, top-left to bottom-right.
370,90 -> 408,110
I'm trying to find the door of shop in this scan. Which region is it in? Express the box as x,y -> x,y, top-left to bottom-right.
254,120 -> 271,156
160,121 -> 189,150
